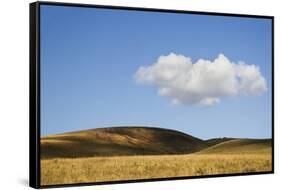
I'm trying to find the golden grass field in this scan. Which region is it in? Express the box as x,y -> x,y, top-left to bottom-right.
41,152 -> 272,186
40,127 -> 272,186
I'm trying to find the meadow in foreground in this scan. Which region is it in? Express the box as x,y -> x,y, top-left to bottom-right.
41,152 -> 272,186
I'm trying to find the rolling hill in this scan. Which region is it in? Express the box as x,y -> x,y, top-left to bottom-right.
41,126 -> 207,159
198,139 -> 272,154
41,126 -> 272,159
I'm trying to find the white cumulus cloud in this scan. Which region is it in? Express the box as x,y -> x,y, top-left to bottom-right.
134,53 -> 267,106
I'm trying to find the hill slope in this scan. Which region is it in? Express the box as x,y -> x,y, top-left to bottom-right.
204,137 -> 234,147
41,127 -> 207,159
198,139 -> 272,154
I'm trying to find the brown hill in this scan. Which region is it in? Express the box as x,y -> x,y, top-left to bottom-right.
198,139 -> 272,154
41,126 -> 207,159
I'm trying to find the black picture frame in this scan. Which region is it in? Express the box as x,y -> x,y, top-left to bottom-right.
29,1 -> 274,189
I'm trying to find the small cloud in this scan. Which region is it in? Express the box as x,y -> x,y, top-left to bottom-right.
134,53 -> 267,107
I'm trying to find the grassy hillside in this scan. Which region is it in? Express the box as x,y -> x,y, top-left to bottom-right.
198,139 -> 272,154
41,127 -> 207,159
204,137 -> 234,147
40,127 -> 272,185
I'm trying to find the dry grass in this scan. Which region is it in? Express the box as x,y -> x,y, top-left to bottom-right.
41,152 -> 272,186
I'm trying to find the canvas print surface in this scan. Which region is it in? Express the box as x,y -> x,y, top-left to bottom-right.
40,4 -> 273,186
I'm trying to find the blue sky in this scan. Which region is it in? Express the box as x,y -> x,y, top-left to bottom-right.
40,5 -> 272,139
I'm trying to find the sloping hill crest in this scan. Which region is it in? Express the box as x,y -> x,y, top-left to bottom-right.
41,126 -> 207,159
198,139 -> 272,154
